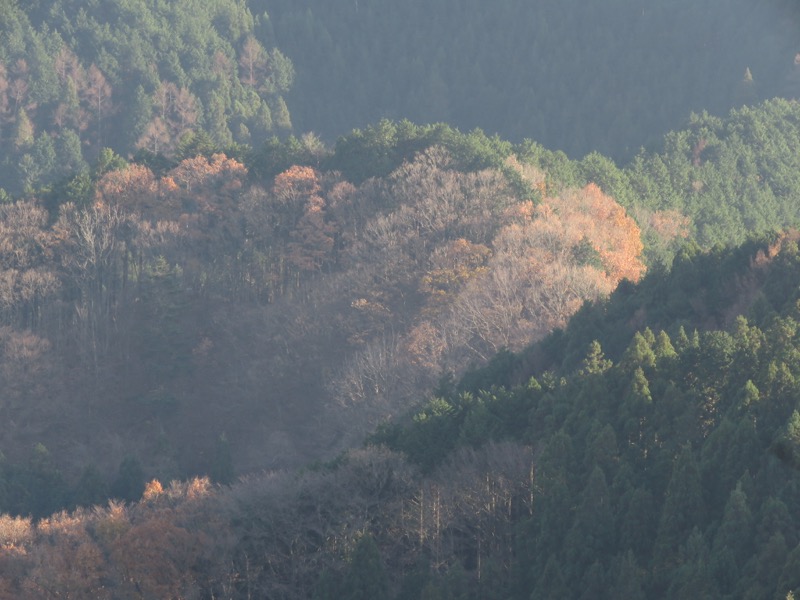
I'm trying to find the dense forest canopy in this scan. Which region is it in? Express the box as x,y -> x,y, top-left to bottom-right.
365,232 -> 800,600
0,124 -> 651,508
2,0 -> 800,597
0,0 -> 293,194
2,0 -> 798,197
1,97 -> 800,518
260,0 -> 800,160
5,233 -> 800,598
522,99 -> 800,257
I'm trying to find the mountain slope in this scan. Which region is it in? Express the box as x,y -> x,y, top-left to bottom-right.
5,235 -> 800,599
0,0 -> 293,194
260,0 -> 800,160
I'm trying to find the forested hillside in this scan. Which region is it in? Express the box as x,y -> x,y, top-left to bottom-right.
0,123 -> 651,517
2,97 -> 800,521
5,234 -> 800,599
260,0 -> 800,160
2,1 -> 800,596
0,0 -> 292,194
525,99 -> 800,258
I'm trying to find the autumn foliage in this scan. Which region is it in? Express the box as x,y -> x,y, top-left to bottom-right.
0,142 -> 646,535
0,479 -> 228,599
499,182 -> 645,289
328,149 -> 645,435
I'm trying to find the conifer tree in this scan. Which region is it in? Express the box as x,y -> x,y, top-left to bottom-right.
653,445 -> 704,576
666,528 -> 717,599
710,483 -> 753,593
777,543 -> 800,600
564,466 -> 614,570
532,555 -> 569,600
111,456 -> 145,502
342,534 -> 387,600
619,486 -> 657,560
210,433 -> 234,485
609,550 -> 646,600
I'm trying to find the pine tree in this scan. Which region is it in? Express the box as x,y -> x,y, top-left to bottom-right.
736,67 -> 758,106
14,108 -> 34,150
710,483 -> 753,593
665,528 -> 717,599
564,466 -> 614,571
579,340 -> 612,375
111,456 -> 145,502
341,534 -> 387,600
620,331 -> 656,372
619,486 -> 657,560
743,532 -> 788,598
654,330 -> 677,363
210,433 -> 234,485
653,445 -> 704,578
772,410 -> 800,470
609,551 -> 646,600
777,543 -> 800,600
532,555 -> 569,600
577,561 -> 607,600
72,465 -> 109,508
622,367 -> 653,456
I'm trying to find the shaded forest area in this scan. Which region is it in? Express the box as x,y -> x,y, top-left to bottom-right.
5,234 -> 800,598
260,0 -> 800,161
1,96 -> 800,523
2,1 -> 800,597
0,122 -> 653,518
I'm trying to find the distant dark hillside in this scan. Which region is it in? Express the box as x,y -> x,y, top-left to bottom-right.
257,0 -> 800,161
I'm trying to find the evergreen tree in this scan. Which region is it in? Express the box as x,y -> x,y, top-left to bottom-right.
11,443 -> 69,518
608,551 -> 646,600
742,532 -> 789,598
710,483 -> 753,593
342,534 -> 387,600
621,331 -> 657,373
653,445 -> 705,578
577,560 -> 607,600
55,129 -> 89,179
665,528 -> 717,599
777,543 -> 800,600
564,466 -> 614,571
72,464 -> 109,508
619,486 -> 657,560
210,432 -> 235,485
111,456 -> 145,502
532,555 -> 569,600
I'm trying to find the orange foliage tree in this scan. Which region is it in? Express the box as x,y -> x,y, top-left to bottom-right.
110,518 -> 207,598
95,163 -> 164,216
273,165 -> 322,204
23,511 -> 108,599
419,239 -> 492,305
0,201 -> 58,330
427,182 -> 646,367
164,154 -> 248,262
540,183 -> 646,283
168,153 -> 247,200
272,166 -> 339,276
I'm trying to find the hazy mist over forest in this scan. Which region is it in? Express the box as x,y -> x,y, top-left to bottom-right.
262,0 -> 800,160
3,1 -> 800,598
